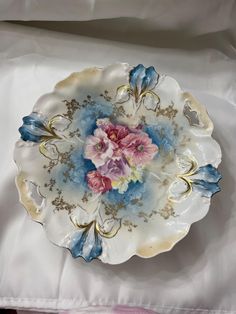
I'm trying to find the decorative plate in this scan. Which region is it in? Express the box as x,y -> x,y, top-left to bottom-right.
14,63 -> 222,264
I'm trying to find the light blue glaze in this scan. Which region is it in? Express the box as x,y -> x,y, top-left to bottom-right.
193,164 -> 222,197
70,226 -> 102,261
19,113 -> 47,142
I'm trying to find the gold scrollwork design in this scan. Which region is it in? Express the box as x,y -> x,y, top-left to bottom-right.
169,158 -> 198,202
116,84 -> 160,113
39,114 -> 72,159
70,215 -> 121,239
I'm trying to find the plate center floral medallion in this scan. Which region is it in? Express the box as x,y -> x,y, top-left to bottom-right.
84,118 -> 158,194
15,63 -> 222,264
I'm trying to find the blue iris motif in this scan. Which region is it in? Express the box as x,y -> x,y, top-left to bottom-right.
129,64 -> 159,103
116,64 -> 160,109
19,113 -> 53,142
172,161 -> 222,201
69,213 -> 121,261
70,222 -> 102,262
192,164 -> 222,197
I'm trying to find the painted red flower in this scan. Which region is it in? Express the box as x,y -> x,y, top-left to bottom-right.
97,118 -> 130,144
86,170 -> 112,194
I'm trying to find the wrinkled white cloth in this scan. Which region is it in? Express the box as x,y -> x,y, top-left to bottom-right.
0,21 -> 236,314
0,0 -> 235,36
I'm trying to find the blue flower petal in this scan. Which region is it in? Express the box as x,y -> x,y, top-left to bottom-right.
70,226 -> 102,261
19,126 -> 43,142
129,64 -> 145,92
193,179 -> 221,197
22,113 -> 45,129
19,113 -> 48,142
141,66 -> 159,92
129,65 -> 159,98
195,164 -> 222,183
87,234 -> 103,261
192,164 -> 221,197
70,228 -> 88,258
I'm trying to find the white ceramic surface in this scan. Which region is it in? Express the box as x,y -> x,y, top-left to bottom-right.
14,63 -> 222,264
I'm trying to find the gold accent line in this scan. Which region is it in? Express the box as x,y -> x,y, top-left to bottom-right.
95,220 -> 121,239
116,84 -> 131,94
70,215 -> 121,239
39,141 -> 59,160
169,158 -> 198,202
47,114 -> 72,134
70,215 -> 93,230
140,90 -> 160,103
38,114 -> 73,159
177,176 -> 193,198
179,159 -> 198,177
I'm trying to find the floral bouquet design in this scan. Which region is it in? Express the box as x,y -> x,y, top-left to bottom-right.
84,118 -> 158,194
15,64 -> 222,264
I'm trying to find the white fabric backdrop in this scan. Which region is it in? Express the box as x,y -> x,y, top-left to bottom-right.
0,0 -> 235,35
0,21 -> 236,313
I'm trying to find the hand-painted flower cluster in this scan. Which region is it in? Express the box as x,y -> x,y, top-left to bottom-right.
84,118 -> 158,194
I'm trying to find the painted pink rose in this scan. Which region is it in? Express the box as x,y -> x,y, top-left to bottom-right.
84,128 -> 116,167
105,124 -> 130,144
98,157 -> 131,181
97,118 -> 130,144
120,133 -> 158,166
86,170 -> 112,194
